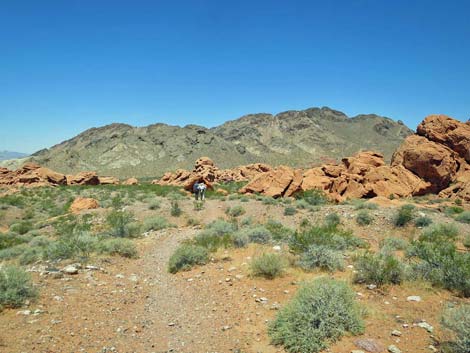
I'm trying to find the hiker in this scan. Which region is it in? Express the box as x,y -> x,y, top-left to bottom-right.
198,181 -> 207,201
193,181 -> 200,200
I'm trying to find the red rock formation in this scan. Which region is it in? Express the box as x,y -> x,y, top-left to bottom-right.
98,176 -> 120,185
67,172 -> 100,186
69,197 -> 99,213
0,163 -> 67,187
123,177 -> 139,185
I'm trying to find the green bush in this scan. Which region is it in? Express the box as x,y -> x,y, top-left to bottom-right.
325,213 -> 341,227
168,244 -> 208,273
9,221 -> 34,235
408,241 -> 470,297
393,204 -> 415,227
261,197 -> 277,205
298,245 -> 344,272
148,199 -> 161,210
193,201 -> 204,211
353,201 -> 378,210
0,266 -> 37,309
380,237 -> 408,252
441,304 -> 470,353
269,278 -> 364,353
284,206 -> 297,216
170,200 -> 182,217
142,216 -> 170,232
96,238 -> 138,258
206,219 -> 236,236
266,219 -> 295,241
419,223 -> 459,243
0,232 -> 26,250
232,231 -> 249,248
463,235 -> 470,249
294,189 -> 327,206
106,210 -> 135,237
225,205 -> 246,217
414,215 -> 433,227
0,244 -> 28,260
445,206 -> 464,216
250,253 -> 286,279
44,232 -> 98,261
289,224 -> 365,254
243,226 -> 272,244
194,230 -> 232,252
353,252 -> 405,286
356,210 -> 373,226
456,211 -> 470,224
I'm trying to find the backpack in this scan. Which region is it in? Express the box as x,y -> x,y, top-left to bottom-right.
192,182 -> 199,193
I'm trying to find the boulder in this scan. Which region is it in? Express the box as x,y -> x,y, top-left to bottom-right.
67,172 -> 100,185
98,176 -> 120,185
69,197 -> 99,213
122,177 -> 138,185
240,166 -> 300,197
417,114 -> 470,162
391,135 -> 458,192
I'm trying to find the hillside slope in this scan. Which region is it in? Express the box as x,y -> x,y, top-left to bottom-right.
5,107 -> 412,178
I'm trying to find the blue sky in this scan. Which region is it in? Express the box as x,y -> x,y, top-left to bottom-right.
1,0 -> 469,153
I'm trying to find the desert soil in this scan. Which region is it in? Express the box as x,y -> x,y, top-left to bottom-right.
0,197 -> 469,353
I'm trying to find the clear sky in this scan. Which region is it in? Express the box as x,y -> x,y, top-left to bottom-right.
1,0 -> 469,153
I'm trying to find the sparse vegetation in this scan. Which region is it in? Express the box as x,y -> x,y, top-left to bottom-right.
414,215 -> 433,227
250,253 -> 286,279
0,266 -> 37,310
393,204 -> 415,227
456,211 -> 470,224
284,206 -> 297,216
441,304 -> 470,353
325,213 -> 340,227
269,278 -> 364,353
170,200 -> 182,217
168,244 -> 209,273
225,205 -> 246,217
97,238 -> 138,258
106,210 -> 136,237
353,252 -> 405,286
298,245 -> 344,272
294,189 -> 327,206
356,210 -> 373,226
142,216 -> 171,232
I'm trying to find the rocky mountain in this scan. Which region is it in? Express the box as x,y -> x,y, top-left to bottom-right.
0,150 -> 28,161
2,107 -> 412,178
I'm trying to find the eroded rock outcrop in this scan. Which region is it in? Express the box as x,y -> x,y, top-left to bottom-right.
0,162 -> 67,187
153,157 -> 271,191
69,197 -> 99,213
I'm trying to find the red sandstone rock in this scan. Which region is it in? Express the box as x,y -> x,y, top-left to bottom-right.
98,176 -> 120,185
67,172 -> 100,186
123,177 -> 138,185
69,197 -> 99,213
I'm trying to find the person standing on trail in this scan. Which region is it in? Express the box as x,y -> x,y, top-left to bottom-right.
193,181 -> 200,200
198,181 -> 207,201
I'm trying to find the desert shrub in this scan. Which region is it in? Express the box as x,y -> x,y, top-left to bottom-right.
408,241 -> 470,297
0,194 -> 25,208
232,231 -> 249,248
28,235 -> 50,248
356,211 -> 373,226
0,232 -> 26,250
353,201 -> 378,210
269,278 -> 364,353
142,216 -> 170,232
261,197 -> 277,205
186,218 -> 200,226
455,198 -> 463,206
240,196 -> 249,202
44,232 -> 98,261
240,216 -> 253,227
0,266 -> 37,309
325,213 -> 341,227
295,189 -> 327,206
441,304 -> 470,353
148,199 -> 161,210
419,223 -> 459,243
206,219 -> 236,236
300,218 -> 310,228
96,238 -> 138,258
414,215 -> 433,227
380,237 -> 408,252
250,253 -> 286,279
170,201 -> 182,217
194,230 -> 232,252
463,235 -> 470,249
168,244 -> 208,273
289,224 -> 365,254
242,226 -> 272,244
353,252 -> 405,286
445,206 -> 464,216
106,210 -> 135,237
456,211 -> 470,224
225,205 -> 245,217
284,206 -> 297,216
393,204 -> 415,227
0,244 -> 28,260
18,246 -> 44,265
193,200 -> 204,211
9,221 -> 33,235
298,245 -> 344,272
295,199 -> 311,210
266,220 -> 295,241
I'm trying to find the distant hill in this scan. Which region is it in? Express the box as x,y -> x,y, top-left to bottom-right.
0,151 -> 29,161
2,107 -> 412,178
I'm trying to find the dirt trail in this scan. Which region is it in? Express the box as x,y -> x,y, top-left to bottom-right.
137,227 -> 247,352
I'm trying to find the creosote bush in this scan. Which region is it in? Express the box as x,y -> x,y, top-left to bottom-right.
225,205 -> 246,217
0,266 -> 38,310
325,213 -> 341,227
250,253 -> 286,279
393,204 -> 415,227
414,215 -> 433,227
170,201 -> 182,217
353,252 -> 405,286
298,245 -> 344,272
294,189 -> 327,206
441,304 -> 470,353
356,210 -> 373,226
142,216 -> 171,232
96,238 -> 138,258
284,206 -> 297,216
269,278 -> 364,353
168,244 -> 208,273
106,210 -> 136,237
456,211 -> 470,224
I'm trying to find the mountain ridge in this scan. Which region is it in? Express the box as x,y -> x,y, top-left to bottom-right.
1,106 -> 413,177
